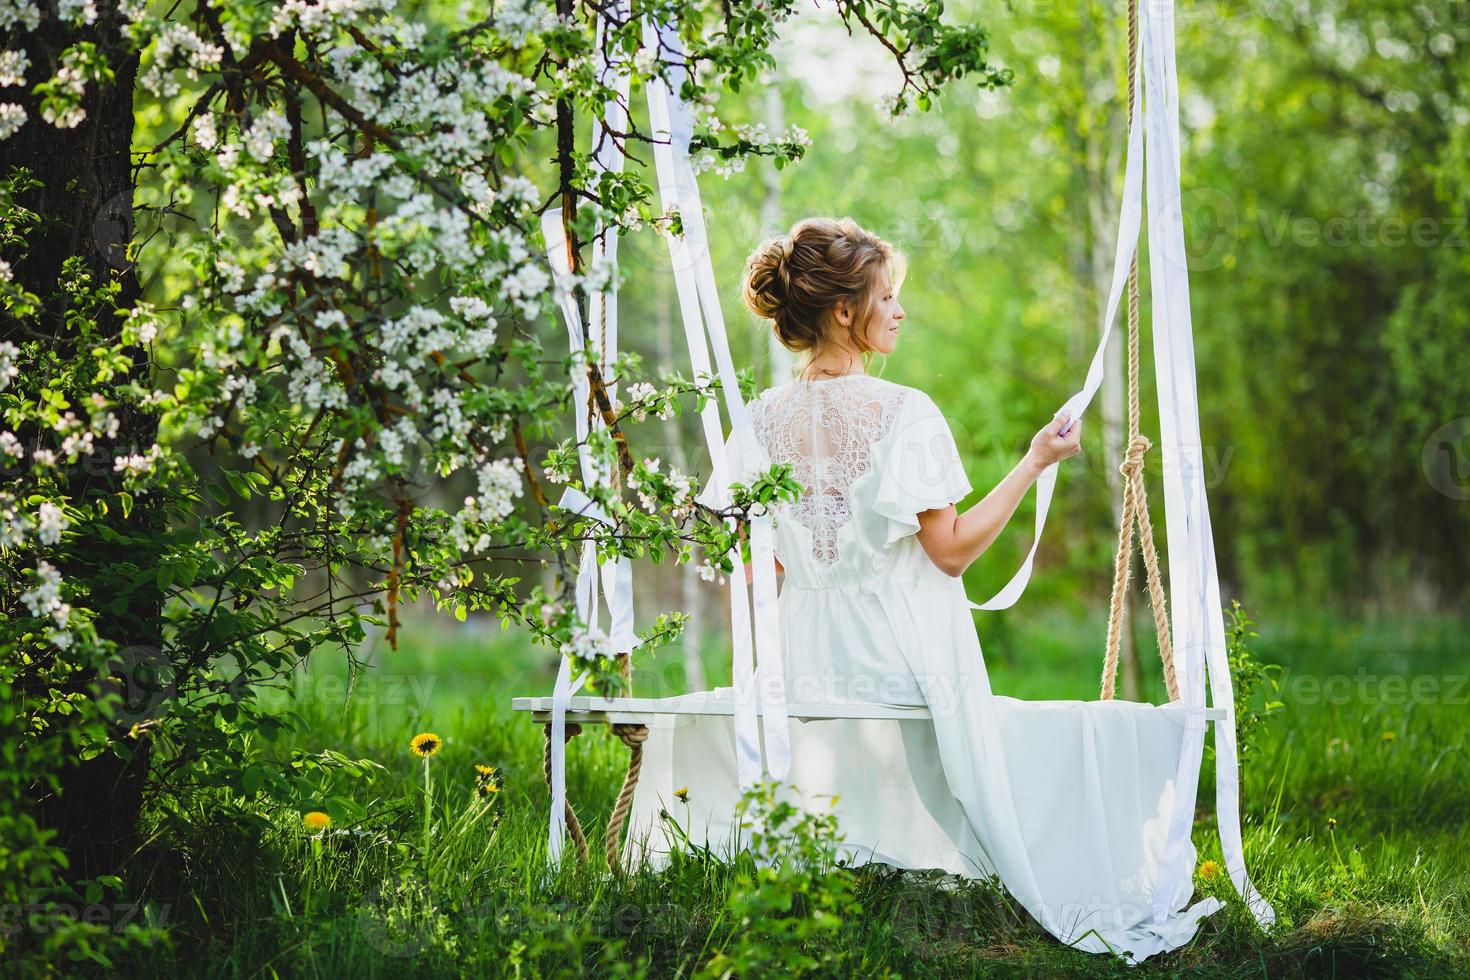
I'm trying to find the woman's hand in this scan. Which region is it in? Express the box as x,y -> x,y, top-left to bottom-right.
1025,410 -> 1083,474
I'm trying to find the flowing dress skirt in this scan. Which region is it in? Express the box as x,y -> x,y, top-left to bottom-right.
621,574 -> 1222,962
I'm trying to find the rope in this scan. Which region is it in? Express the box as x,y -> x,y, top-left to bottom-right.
542,722 -> 590,862
603,652 -> 648,875
605,722 -> 649,873
1101,0 -> 1181,703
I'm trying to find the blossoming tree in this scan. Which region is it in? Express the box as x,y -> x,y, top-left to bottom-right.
0,0 -> 1009,945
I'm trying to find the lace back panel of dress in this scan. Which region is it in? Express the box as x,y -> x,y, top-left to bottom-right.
754,377 -> 910,566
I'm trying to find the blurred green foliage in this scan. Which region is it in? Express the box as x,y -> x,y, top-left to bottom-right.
609,0 -> 1470,617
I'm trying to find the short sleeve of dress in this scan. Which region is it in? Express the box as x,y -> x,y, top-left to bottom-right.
871,390 -> 973,546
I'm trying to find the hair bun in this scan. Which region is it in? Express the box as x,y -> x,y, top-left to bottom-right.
741,235 -> 791,323
740,216 -> 902,356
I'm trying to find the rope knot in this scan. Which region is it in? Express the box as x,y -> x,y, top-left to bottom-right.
1119,434 -> 1152,478
612,723 -> 649,748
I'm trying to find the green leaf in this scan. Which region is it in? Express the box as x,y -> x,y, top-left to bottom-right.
223,469 -> 252,499
242,766 -> 265,795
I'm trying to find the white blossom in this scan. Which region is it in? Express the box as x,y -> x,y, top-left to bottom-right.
449,295 -> 494,322
0,101 -> 25,139
499,262 -> 551,318
192,111 -> 218,150
625,381 -> 658,420
282,226 -> 359,279
58,0 -> 98,24
141,24 -> 225,97
340,445 -> 381,491
0,505 -> 29,548
20,561 -> 65,623
0,48 -> 28,87
473,456 -> 525,522
114,444 -> 163,478
559,623 -> 612,664
632,47 -> 658,77
447,496 -> 492,553
124,304 -> 161,345
40,50 -> 94,129
0,340 -> 17,391
492,0 -> 556,48
213,254 -> 246,293
499,176 -> 540,210
874,91 -> 915,118
244,110 -> 289,162
0,430 -> 23,461
270,0 -> 392,41
0,1 -> 42,32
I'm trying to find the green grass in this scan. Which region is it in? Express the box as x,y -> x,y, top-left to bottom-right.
121,605 -> 1470,977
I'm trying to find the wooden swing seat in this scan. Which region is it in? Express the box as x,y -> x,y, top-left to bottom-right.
513,695 -> 1229,726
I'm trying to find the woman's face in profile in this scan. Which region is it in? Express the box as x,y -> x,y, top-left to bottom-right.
860,278 -> 905,355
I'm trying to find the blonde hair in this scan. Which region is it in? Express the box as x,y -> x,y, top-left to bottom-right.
741,217 -> 906,366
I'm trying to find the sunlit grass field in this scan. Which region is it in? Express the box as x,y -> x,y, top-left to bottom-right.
126,605 -> 1470,977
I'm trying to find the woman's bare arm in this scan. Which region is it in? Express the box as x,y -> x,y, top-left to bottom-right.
916,410 -> 1083,578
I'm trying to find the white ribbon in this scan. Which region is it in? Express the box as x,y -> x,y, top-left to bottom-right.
1137,0 -> 1274,929
965,7 -> 1146,613
546,539 -> 593,868
643,16 -> 791,785
540,0 -> 642,867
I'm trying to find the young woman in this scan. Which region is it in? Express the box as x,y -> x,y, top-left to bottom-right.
735,215 -> 1082,583
655,217 -> 1224,962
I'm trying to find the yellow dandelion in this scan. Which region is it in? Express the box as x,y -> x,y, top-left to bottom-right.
1327,817 -> 1338,830
674,785 -> 689,803
1381,731 -> 1396,742
475,763 -> 502,798
1197,859 -> 1222,881
303,810 -> 332,832
411,732 -> 443,758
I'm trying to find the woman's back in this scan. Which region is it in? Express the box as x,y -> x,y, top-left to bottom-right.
740,373 -> 974,590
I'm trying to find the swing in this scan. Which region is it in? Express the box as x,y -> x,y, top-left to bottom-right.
513,0 -> 1275,939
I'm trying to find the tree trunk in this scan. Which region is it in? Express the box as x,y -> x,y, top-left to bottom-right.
8,4 -> 159,878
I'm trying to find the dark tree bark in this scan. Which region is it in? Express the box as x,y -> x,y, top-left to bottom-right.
4,3 -> 159,879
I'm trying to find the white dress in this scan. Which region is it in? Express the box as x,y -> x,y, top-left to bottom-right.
623,374 -> 1222,962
